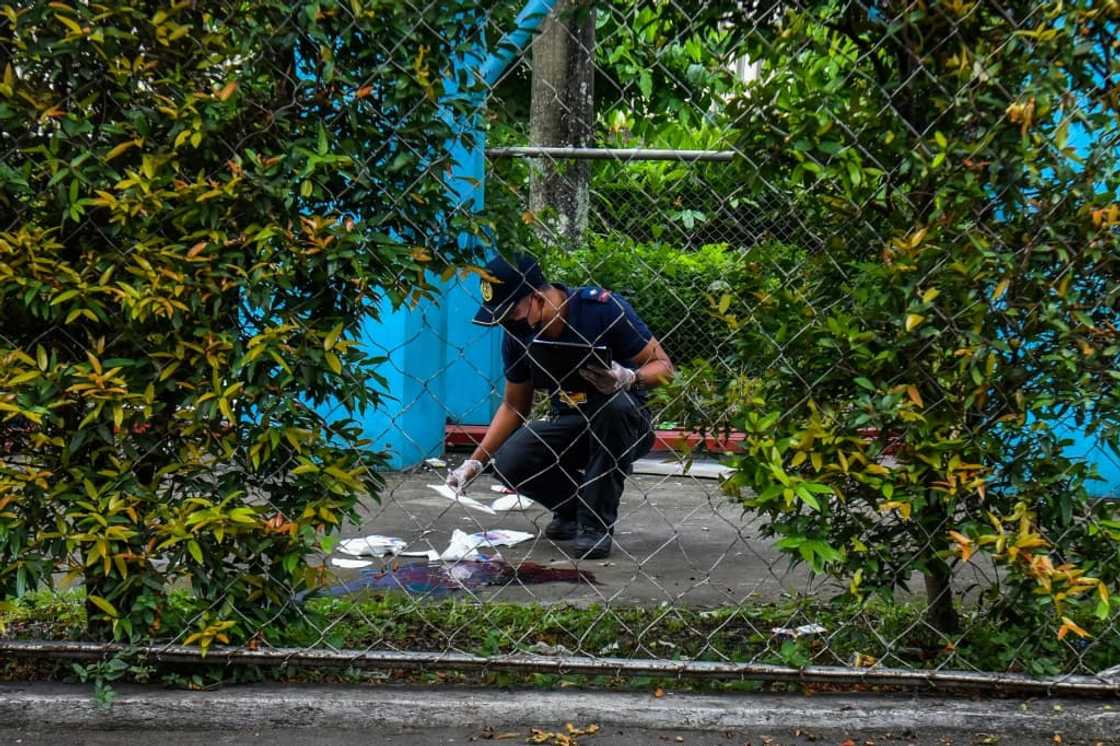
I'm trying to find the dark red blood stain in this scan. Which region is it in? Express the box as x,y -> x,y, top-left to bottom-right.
321,559 -> 597,598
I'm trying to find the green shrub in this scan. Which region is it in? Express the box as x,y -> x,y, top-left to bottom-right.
541,235 -> 733,364
0,1 -> 490,646
710,1 -> 1120,636
541,235 -> 806,372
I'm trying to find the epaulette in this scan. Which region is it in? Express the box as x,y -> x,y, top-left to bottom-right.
580,287 -> 613,303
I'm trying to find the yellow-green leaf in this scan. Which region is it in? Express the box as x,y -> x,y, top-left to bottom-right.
56,14 -> 83,35
105,139 -> 139,162
324,321 -> 344,351
993,278 -> 1009,301
88,595 -> 119,619
905,313 -> 925,332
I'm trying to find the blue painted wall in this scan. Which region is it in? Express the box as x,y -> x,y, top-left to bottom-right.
354,0 -> 556,469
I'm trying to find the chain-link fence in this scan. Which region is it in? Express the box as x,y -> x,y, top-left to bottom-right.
2,0 -> 1120,695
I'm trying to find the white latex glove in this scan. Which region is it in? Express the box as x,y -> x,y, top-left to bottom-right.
446,459 -> 483,495
579,362 -> 637,394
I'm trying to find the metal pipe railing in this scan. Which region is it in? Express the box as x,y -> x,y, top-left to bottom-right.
3,640 -> 1117,696
485,146 -> 737,162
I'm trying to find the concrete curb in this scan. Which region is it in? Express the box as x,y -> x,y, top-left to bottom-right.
1,682 -> 1118,738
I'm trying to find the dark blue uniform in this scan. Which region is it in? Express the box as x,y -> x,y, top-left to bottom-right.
490,286 -> 656,533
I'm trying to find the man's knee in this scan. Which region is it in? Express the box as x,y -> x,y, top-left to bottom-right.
490,439 -> 528,488
489,425 -> 552,488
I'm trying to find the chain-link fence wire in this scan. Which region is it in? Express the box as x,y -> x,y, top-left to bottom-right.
2,0 -> 1119,689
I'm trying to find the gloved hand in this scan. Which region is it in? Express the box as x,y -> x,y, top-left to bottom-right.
446,458 -> 483,495
579,362 -> 637,394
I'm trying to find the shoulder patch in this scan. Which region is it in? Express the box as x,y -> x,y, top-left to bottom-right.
582,287 -> 612,303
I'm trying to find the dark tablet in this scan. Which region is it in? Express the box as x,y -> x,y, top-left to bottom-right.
528,339 -> 612,392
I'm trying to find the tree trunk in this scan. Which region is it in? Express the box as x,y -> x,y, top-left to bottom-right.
529,0 -> 595,249
923,559 -> 960,636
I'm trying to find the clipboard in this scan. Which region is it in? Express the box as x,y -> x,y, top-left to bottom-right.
527,339 -> 612,392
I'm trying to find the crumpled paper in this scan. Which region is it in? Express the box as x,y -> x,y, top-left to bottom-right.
337,535 -> 408,558
771,623 -> 827,639
439,528 -> 535,562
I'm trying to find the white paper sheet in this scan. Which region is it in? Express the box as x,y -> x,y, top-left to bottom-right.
399,549 -> 441,562
490,494 -> 537,512
439,529 -> 535,562
427,484 -> 497,514
330,557 -> 374,569
440,529 -> 485,561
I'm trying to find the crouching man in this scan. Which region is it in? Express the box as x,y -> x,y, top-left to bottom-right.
445,254 -> 674,559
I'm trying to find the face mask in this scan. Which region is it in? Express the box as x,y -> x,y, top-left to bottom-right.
501,317 -> 535,337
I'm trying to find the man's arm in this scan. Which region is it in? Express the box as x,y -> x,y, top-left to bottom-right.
469,379 -> 534,464
628,337 -> 674,389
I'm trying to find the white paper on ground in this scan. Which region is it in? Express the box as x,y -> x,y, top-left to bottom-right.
440,529 -> 485,561
399,549 -> 441,562
427,483 -> 497,514
337,535 -> 408,557
490,494 -> 537,512
330,557 -> 374,569
490,484 -> 516,494
439,528 -> 536,562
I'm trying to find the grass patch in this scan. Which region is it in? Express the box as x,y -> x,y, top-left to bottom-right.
5,588 -> 1117,689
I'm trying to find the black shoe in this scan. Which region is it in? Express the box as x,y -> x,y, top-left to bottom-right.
545,516 -> 577,541
574,529 -> 612,559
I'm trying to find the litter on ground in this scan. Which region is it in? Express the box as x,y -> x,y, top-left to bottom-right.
771,623 -> 828,639
490,493 -> 537,511
330,557 -> 374,569
398,549 -> 441,562
336,535 -> 408,558
427,483 -> 497,514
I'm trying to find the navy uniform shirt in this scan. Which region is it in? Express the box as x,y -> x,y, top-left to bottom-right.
502,286 -> 653,413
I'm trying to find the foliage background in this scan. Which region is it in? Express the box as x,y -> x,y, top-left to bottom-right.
0,0 -> 493,645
